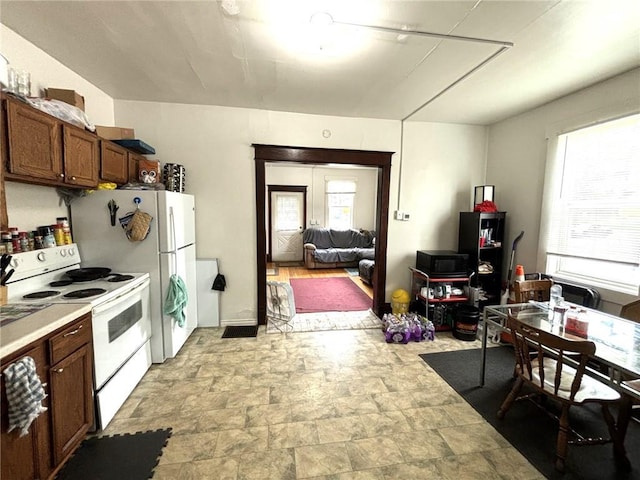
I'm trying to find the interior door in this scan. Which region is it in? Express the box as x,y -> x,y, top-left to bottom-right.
270,189 -> 305,263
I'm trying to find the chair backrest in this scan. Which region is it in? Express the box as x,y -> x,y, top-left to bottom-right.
507,314 -> 595,401
551,279 -> 601,309
514,279 -> 552,303
620,299 -> 640,324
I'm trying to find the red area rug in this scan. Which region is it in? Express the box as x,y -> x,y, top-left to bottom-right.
289,277 -> 372,313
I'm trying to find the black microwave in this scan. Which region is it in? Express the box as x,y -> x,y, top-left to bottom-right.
416,250 -> 469,278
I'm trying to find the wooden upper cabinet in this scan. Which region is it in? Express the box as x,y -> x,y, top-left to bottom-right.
128,152 -> 145,183
100,140 -> 128,184
2,96 -> 99,189
63,126 -> 99,188
5,98 -> 63,181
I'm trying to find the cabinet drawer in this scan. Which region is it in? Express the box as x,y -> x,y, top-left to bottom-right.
49,314 -> 92,365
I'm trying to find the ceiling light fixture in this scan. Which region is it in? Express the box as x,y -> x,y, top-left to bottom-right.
310,12 -> 334,27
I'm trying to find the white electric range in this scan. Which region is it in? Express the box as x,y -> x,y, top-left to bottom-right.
5,244 -> 152,429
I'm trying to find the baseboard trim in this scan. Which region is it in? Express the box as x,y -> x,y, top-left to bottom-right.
221,318 -> 257,327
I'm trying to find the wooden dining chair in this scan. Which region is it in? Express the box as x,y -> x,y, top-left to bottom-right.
620,299 -> 640,323
497,314 -> 628,472
513,279 -> 552,303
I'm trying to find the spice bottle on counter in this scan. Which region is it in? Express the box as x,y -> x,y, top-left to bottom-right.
53,223 -> 64,246
56,217 -> 73,244
1,231 -> 13,254
10,227 -> 21,253
33,230 -> 44,250
19,231 -> 30,252
39,225 -> 56,248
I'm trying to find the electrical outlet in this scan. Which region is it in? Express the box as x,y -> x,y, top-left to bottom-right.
403,213 -> 410,221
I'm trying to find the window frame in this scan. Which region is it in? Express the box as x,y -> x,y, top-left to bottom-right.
537,107 -> 640,305
325,178 -> 357,230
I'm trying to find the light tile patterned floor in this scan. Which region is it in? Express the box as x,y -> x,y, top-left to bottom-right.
101,326 -> 544,480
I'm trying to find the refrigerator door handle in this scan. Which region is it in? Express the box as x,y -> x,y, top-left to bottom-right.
169,206 -> 178,273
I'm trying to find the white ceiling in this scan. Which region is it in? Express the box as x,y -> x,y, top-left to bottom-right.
1,0 -> 639,125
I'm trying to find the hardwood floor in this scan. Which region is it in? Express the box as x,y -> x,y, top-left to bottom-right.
266,263 -> 373,299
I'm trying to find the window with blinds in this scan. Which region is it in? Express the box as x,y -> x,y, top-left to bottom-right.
544,113 -> 640,295
325,179 -> 356,230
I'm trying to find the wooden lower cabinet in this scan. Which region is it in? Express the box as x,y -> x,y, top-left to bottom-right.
0,314 -> 94,480
0,344 -> 53,480
49,344 -> 94,465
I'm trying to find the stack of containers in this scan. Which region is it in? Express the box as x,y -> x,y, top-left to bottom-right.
163,163 -> 186,192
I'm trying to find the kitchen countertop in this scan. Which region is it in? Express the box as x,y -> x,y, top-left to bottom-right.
0,303 -> 92,359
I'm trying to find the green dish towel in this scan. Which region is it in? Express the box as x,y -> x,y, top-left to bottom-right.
163,274 -> 188,327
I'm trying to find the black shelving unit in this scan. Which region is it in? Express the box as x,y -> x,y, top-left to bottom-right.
458,211 -> 506,308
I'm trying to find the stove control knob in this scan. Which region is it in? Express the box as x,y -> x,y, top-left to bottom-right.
68,247 -> 75,256
10,257 -> 19,268
37,252 -> 46,262
60,249 -> 67,257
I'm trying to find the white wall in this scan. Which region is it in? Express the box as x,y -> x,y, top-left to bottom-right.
114,101 -> 403,323
486,68 -> 640,313
2,25 -> 115,233
386,122 -> 488,289
266,164 -> 378,230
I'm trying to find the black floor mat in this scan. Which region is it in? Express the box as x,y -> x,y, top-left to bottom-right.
420,348 -> 640,480
56,428 -> 172,480
222,325 -> 259,338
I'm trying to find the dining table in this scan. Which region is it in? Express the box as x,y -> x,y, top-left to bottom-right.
479,302 -> 640,397
479,301 -> 640,468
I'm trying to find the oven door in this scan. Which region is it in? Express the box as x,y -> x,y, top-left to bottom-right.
91,279 -> 151,389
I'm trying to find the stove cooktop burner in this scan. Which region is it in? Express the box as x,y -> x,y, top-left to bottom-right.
108,274 -> 135,282
23,290 -> 61,299
63,288 -> 108,299
50,280 -> 74,287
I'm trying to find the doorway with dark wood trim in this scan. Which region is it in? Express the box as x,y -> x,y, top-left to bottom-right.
254,144 -> 393,325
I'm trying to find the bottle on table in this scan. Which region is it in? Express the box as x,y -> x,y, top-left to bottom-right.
548,283 -> 563,319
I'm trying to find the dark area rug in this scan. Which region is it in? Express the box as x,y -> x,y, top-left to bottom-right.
222,325 -> 258,338
56,428 -> 172,480
290,277 -> 372,313
420,347 -> 639,480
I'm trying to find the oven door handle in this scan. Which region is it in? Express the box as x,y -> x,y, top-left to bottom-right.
91,278 -> 150,316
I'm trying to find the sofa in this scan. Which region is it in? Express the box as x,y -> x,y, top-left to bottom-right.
303,228 -> 375,269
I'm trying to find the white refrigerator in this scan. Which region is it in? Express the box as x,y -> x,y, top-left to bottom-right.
71,190 -> 198,363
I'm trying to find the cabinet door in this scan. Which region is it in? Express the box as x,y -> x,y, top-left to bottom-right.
100,140 -> 128,184
49,343 -> 94,465
63,125 -> 99,188
128,152 -> 146,183
5,98 -> 63,181
1,343 -> 53,480
1,101 -> 7,230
